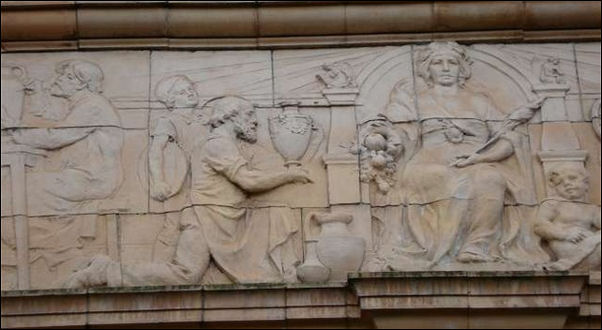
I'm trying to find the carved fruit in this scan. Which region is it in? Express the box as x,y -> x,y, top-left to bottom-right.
364,133 -> 387,151
370,152 -> 388,169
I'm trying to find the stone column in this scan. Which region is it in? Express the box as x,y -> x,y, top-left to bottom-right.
321,87 -> 372,269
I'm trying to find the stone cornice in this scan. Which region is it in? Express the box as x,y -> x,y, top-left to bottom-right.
2,271 -> 599,328
1,1 -> 600,52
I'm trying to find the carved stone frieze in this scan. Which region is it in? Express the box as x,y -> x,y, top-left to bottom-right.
1,42 -> 600,290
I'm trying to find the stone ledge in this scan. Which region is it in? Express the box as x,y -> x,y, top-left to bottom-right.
1,272 -> 596,328
2,29 -> 600,53
1,1 -> 600,50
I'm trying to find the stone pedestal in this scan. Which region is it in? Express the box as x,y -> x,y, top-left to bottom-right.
322,88 -> 361,205
533,83 -> 581,151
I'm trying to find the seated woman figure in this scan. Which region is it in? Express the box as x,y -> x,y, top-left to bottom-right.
386,42 -> 542,268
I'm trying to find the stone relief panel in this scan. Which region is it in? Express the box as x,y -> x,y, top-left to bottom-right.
365,42 -> 551,271
1,52 -> 149,217
66,96 -> 311,288
150,51 -> 274,108
28,215 -> 110,289
1,218 -> 17,290
575,43 -> 601,121
273,47 -> 395,102
1,43 -> 600,290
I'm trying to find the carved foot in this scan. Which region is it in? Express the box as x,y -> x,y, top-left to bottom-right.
456,251 -> 493,263
64,255 -> 112,288
543,259 -> 573,271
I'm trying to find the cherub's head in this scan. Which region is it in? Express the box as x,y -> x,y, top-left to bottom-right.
155,75 -> 199,110
547,163 -> 589,201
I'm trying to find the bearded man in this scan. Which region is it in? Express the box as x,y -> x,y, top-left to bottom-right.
66,96 -> 311,287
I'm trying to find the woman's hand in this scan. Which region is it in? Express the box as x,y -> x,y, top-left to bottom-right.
450,153 -> 481,168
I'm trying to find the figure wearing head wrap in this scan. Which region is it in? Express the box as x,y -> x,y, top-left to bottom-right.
382,42 -> 545,269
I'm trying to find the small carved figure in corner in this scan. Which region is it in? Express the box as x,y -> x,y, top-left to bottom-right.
354,115 -> 403,193
316,62 -> 356,89
534,163 -> 601,271
540,57 -> 566,85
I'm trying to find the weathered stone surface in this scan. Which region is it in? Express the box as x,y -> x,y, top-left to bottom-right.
1,41 -> 600,293
1,272 -> 596,328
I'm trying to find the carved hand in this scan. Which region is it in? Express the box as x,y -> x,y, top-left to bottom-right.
287,167 -> 313,184
564,228 -> 589,244
527,96 -> 546,110
450,153 -> 480,168
150,181 -> 172,202
23,78 -> 43,95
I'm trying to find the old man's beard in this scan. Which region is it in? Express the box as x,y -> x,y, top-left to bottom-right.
237,124 -> 258,143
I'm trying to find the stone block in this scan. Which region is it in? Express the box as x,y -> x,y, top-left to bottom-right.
361,296 -> 469,310
167,6 -> 256,38
286,306 -> 348,320
472,294 -> 582,309
353,277 -> 468,297
345,3 -> 432,34
468,276 -> 586,296
204,289 -> 285,309
150,50 -> 273,107
0,9 -> 76,41
372,310 -> 468,329
525,1 -> 601,30
204,308 -> 285,322
286,288 -> 347,307
77,6 -> 167,38
468,310 -> 569,329
257,5 -> 344,37
575,43 -> 601,94
435,1 -> 524,32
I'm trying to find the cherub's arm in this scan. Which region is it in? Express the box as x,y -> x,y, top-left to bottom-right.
148,134 -> 172,201
533,200 -> 566,241
12,127 -> 94,150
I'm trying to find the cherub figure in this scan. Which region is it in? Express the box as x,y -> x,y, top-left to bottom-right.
534,163 -> 601,270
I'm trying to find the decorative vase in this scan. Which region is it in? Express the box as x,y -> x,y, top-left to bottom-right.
1,65 -> 27,128
296,239 -> 330,283
312,212 -> 366,282
268,101 -> 313,168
